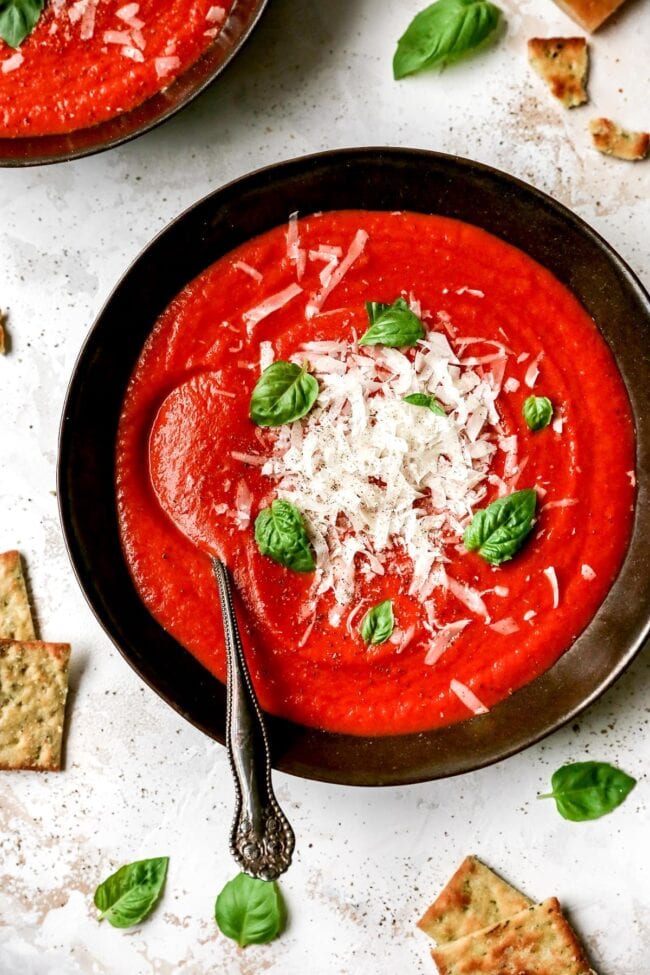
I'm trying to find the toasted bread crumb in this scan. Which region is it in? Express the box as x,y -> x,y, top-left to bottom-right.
590,118 -> 649,161
528,37 -> 589,108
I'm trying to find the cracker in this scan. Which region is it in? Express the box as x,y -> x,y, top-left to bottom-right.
431,897 -> 592,975
589,118 -> 649,161
418,856 -> 532,943
551,0 -> 626,32
0,641 -> 70,771
0,551 -> 36,641
527,38 -> 589,108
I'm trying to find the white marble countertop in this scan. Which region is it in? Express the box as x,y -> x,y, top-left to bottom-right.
1,1 -> 649,972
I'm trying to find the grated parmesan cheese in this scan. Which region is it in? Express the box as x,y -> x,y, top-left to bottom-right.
233,260 -> 263,283
243,283 -> 303,335
450,679 -> 489,715
1,53 -> 23,73
581,563 -> 596,581
306,230 -> 368,319
155,55 -> 181,78
543,566 -> 560,607
262,332 -> 503,608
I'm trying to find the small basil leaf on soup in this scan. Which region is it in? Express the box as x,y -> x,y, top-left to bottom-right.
393,0 -> 502,80
94,857 -> 169,929
523,395 -> 553,431
360,599 -> 395,645
538,761 -> 636,822
254,499 -> 316,572
0,0 -> 44,48
366,301 -> 391,325
249,360 -> 318,427
215,873 -> 284,948
359,297 -> 426,348
463,488 -> 536,566
403,392 -> 446,416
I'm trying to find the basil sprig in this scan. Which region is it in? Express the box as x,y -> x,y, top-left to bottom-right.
404,392 -> 446,416
393,0 -> 502,80
359,297 -> 426,348
250,360 -> 318,427
254,499 -> 316,572
0,0 -> 44,48
538,762 -> 636,821
94,857 -> 169,928
360,599 -> 395,645
523,395 -> 553,431
215,873 -> 284,948
464,489 -> 536,565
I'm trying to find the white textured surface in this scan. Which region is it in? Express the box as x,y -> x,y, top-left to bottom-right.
1,1 -> 649,972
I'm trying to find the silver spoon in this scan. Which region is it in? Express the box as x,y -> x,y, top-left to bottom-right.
149,375 -> 295,881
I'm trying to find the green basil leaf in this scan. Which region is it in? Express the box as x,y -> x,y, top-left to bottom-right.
393,0 -> 502,80
538,762 -> 636,822
250,360 -> 318,427
523,395 -> 553,431
0,0 -> 43,48
366,301 -> 390,325
215,873 -> 283,947
254,499 -> 316,572
403,392 -> 446,416
359,298 -> 426,348
360,599 -> 395,645
94,857 -> 169,928
463,488 -> 536,565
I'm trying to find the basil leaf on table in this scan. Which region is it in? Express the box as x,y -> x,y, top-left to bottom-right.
249,360 -> 318,427
463,488 -> 536,565
538,762 -> 636,821
403,392 -> 446,416
254,499 -> 316,572
393,0 -> 502,80
0,0 -> 43,48
360,599 -> 395,645
523,395 -> 553,431
94,857 -> 169,928
359,297 -> 426,348
215,873 -> 284,947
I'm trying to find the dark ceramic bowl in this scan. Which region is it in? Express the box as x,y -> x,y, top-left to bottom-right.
0,0 -> 267,167
58,148 -> 650,785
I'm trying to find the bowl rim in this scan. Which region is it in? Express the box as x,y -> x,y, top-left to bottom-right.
58,146 -> 650,786
0,0 -> 268,168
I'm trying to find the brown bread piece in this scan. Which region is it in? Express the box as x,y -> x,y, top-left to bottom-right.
551,0 -> 626,32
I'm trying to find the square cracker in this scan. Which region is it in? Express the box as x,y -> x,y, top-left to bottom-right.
0,641 -> 70,771
527,38 -> 589,109
418,856 -> 531,943
431,897 -> 592,975
0,551 -> 36,641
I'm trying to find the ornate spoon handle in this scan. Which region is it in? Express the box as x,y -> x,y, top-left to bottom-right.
212,558 -> 295,881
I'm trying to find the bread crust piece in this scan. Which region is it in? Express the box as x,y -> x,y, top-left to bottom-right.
551,0 -> 626,32
0,641 -> 70,771
418,856 -> 532,943
527,38 -> 588,108
590,118 -> 650,161
431,897 -> 592,975
0,551 -> 36,641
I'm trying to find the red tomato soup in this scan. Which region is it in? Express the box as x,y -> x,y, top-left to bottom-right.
0,0 -> 234,137
116,210 -> 635,736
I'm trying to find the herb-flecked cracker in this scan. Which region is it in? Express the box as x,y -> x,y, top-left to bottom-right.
589,118 -> 649,161
0,641 -> 70,771
418,856 -> 531,943
431,897 -> 592,975
527,38 -> 589,108
0,551 -> 36,641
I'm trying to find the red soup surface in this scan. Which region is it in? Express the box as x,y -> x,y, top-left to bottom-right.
0,0 -> 234,137
116,210 -> 635,736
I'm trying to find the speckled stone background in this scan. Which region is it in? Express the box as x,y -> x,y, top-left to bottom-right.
1,1 -> 649,972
